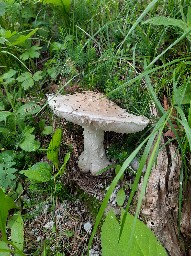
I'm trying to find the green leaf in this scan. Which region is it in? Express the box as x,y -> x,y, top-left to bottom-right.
41,0 -> 71,10
42,125 -> 53,135
187,6 -> 191,27
0,241 -> 10,256
0,188 -> 17,240
47,128 -> 62,169
19,133 -> 40,152
17,102 -> 41,116
20,46 -> 41,61
1,69 -> 17,84
0,151 -> 18,190
0,111 -> 13,122
8,213 -> 24,253
173,83 -> 191,105
0,2 -> 7,16
56,152 -> 70,177
143,16 -> 186,30
101,211 -> 120,256
116,188 -> 126,207
33,71 -> 43,81
10,28 -> 38,46
20,162 -> 52,182
17,72 -> 34,90
101,211 -> 167,256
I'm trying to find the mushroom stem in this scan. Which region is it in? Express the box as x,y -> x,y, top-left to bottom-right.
78,126 -> 110,175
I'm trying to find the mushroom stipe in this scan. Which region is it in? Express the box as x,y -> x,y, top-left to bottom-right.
47,91 -> 149,175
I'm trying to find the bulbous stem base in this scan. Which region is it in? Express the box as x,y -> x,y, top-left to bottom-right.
78,126 -> 110,175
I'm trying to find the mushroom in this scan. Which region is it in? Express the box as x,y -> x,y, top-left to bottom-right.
47,91 -> 149,175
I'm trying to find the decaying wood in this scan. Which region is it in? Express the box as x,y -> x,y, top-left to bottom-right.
181,181 -> 191,253
141,138 -> 183,255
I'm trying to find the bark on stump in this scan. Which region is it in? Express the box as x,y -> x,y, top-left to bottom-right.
141,138 -> 183,255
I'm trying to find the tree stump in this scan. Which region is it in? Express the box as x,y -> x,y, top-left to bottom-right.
141,138 -> 183,255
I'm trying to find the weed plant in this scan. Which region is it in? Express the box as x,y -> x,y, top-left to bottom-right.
1,0 -> 191,255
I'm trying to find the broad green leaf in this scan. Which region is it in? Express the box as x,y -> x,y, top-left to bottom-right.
20,46 -> 41,61
0,111 -> 13,122
8,213 -> 24,252
19,133 -> 40,152
101,211 -> 120,256
47,128 -> 62,169
0,188 -> 17,240
17,102 -> 41,116
20,162 -> 52,182
101,211 -> 167,256
0,241 -> 10,256
143,16 -> 186,30
17,72 -> 34,90
116,188 -> 126,207
119,213 -> 167,256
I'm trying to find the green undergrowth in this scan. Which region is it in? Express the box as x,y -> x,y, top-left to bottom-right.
1,0 -> 191,255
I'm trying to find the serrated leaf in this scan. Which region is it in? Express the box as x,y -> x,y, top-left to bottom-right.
1,69 -> 17,84
33,71 -> 43,81
0,111 -> 13,122
20,45 -> 41,61
0,188 -> 17,240
17,102 -> 41,116
143,16 -> 186,30
47,128 -> 62,169
8,213 -> 24,252
19,133 -> 40,152
17,72 -> 34,90
116,188 -> 126,207
20,162 -> 52,182
0,163 -> 17,190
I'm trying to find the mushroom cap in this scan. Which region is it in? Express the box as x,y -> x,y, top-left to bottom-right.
47,91 -> 149,133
